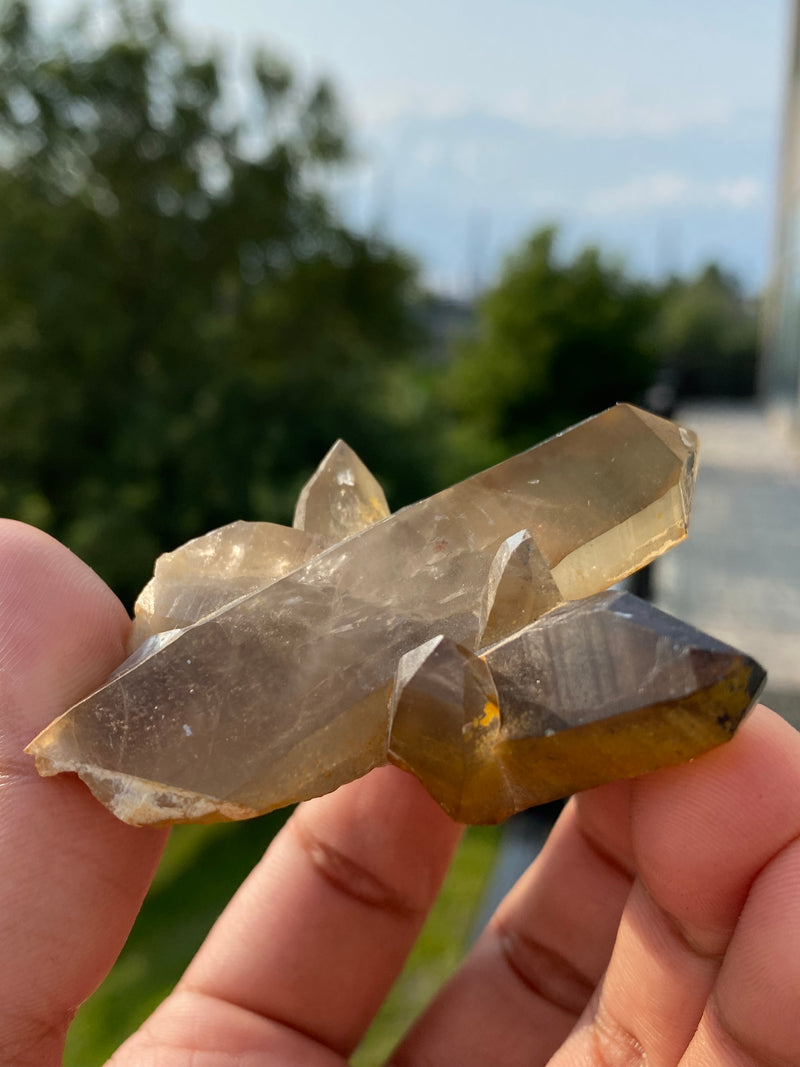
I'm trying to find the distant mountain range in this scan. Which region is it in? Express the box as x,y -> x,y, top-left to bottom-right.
333,106 -> 778,294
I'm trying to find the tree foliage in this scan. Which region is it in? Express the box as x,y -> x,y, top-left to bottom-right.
0,0 -> 431,603
0,2 -> 758,606
654,263 -> 758,398
441,227 -> 659,477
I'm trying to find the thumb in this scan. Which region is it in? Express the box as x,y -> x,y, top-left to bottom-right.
0,521 -> 167,1066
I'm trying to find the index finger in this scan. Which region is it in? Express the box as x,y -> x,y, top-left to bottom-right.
116,763 -> 462,1063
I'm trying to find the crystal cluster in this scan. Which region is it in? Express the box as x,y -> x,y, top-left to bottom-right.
26,405 -> 765,826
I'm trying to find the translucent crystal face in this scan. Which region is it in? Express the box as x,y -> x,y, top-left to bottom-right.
25,404 -> 764,827
128,521 -> 332,650
293,438 -> 390,541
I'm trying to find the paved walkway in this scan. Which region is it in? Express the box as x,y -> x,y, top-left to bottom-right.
657,401 -> 800,727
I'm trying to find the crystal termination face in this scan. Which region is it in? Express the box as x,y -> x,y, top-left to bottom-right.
25,405 -> 764,826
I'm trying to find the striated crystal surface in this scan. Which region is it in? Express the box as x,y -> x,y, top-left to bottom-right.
25,404 -> 762,827
389,591 -> 765,823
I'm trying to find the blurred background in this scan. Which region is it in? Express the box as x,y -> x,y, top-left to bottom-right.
1,2 -> 798,1063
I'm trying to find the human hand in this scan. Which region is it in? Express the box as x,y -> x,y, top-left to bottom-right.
2,518 -> 799,1066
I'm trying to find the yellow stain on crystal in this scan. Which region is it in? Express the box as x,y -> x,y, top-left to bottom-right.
476,700 -> 501,728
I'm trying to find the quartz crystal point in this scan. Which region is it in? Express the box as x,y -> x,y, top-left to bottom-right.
293,438 -> 390,540
478,530 -> 562,647
26,403 -> 762,827
389,590 -> 765,823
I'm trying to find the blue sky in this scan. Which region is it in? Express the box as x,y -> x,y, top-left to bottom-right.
39,0 -> 789,292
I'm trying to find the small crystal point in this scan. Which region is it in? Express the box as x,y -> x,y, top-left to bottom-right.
478,530 -> 562,647
388,636 -> 502,817
130,448 -> 387,652
25,404 -> 753,829
293,439 -> 390,540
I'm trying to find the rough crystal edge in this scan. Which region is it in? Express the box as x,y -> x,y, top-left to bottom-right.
33,753 -> 258,827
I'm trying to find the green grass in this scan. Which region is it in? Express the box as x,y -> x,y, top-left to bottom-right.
64,818 -> 500,1065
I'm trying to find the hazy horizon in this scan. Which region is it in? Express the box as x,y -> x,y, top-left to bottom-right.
35,0 -> 788,294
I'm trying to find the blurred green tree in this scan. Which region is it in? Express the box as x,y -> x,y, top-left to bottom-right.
440,226 -> 658,479
0,0 -> 432,604
654,263 -> 759,398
